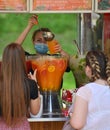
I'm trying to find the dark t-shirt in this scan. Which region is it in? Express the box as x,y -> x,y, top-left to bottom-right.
28,78 -> 38,99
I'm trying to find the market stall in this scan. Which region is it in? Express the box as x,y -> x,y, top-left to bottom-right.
0,0 -> 110,130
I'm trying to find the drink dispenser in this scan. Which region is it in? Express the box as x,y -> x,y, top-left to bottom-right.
28,55 -> 67,116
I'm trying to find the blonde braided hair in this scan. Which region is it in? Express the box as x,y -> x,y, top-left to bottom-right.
86,51 -> 110,86
89,54 -> 101,81
105,56 -> 110,86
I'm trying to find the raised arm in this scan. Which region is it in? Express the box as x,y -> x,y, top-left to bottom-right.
70,95 -> 88,129
28,69 -> 41,115
15,15 -> 38,45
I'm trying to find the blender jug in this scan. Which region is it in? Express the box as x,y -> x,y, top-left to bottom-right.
30,55 -> 67,116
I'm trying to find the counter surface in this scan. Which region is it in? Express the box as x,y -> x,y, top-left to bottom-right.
28,115 -> 69,122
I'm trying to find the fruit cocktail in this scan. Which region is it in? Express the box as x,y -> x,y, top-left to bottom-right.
31,55 -> 67,92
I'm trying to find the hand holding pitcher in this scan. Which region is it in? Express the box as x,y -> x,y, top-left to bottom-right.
47,40 -> 62,54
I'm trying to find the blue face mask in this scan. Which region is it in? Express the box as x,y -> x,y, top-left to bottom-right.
34,43 -> 48,54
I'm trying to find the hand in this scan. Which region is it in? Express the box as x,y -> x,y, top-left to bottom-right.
51,40 -> 62,53
54,42 -> 68,58
54,40 -> 69,59
28,69 -> 37,82
28,14 -> 38,27
54,43 -> 62,53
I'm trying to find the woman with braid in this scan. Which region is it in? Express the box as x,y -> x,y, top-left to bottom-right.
70,51 -> 110,130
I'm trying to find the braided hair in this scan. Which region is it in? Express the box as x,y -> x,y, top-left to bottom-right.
86,51 -> 110,86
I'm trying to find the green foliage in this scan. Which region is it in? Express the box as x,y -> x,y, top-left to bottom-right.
0,13 -> 78,56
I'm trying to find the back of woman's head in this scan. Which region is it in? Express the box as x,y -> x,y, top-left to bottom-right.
86,51 -> 110,85
0,43 -> 30,126
2,43 -> 26,74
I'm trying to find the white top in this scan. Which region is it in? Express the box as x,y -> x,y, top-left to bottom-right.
76,83 -> 110,130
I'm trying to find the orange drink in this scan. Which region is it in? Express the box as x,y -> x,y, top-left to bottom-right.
47,40 -> 58,54
31,55 -> 67,91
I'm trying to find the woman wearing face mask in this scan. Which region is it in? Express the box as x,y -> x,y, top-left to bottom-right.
15,15 -> 70,92
15,15 -> 69,60
15,15 -> 70,73
32,28 -> 54,55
